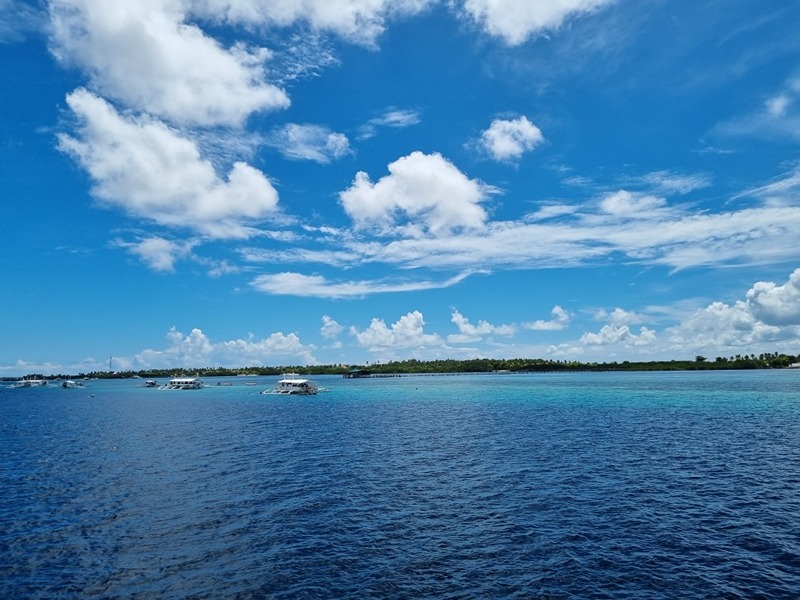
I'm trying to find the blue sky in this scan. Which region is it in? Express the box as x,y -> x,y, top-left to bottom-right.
2,0 -> 800,375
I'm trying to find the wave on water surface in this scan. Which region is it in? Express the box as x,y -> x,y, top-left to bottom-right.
1,371 -> 799,598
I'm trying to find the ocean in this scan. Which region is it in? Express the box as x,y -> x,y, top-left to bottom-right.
1,370 -> 799,598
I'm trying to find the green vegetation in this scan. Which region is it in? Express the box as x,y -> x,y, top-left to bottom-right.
4,352 -> 798,382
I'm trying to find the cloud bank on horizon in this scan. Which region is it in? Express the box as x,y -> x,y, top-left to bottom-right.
2,0 -> 800,373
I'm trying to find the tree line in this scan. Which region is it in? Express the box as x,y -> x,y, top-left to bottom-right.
6,352 -> 798,381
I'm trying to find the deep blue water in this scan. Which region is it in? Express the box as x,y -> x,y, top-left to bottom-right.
2,371 -> 799,599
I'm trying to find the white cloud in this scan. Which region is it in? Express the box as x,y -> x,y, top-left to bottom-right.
594,307 -> 646,326
370,108 -> 421,128
117,236 -> 194,272
581,324 -> 656,347
637,171 -> 712,196
323,197 -> 800,274
599,190 -> 668,218
250,270 -> 473,298
58,89 -> 279,239
321,315 -> 344,339
359,108 -> 421,139
448,309 -> 515,342
667,270 -> 800,352
524,305 -> 570,331
49,0 -> 289,127
745,268 -> 800,326
0,0 -> 44,43
735,165 -> 800,206
457,0 -> 614,45
547,343 -> 583,357
339,151 -> 493,236
350,310 -> 443,351
712,75 -> 800,142
191,0 -> 432,47
267,123 -> 351,163
667,301 -> 781,350
479,116 -> 544,161
134,326 -> 317,368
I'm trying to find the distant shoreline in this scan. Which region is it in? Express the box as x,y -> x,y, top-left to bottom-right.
4,354 -> 799,381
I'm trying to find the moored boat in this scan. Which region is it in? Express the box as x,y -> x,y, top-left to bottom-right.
61,380 -> 85,389
159,377 -> 204,390
261,373 -> 318,395
11,376 -> 48,388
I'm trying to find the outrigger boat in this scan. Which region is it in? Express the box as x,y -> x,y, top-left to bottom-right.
159,377 -> 204,390
10,376 -> 48,388
261,373 -> 318,395
61,380 -> 85,389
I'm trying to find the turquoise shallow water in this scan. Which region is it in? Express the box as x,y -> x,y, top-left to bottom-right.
2,370 -> 799,598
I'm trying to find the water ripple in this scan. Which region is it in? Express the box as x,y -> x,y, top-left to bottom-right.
2,371 -> 799,598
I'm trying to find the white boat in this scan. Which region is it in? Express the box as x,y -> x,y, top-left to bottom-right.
262,373 -> 318,395
144,380 -> 158,388
159,377 -> 204,390
11,376 -> 48,388
61,380 -> 85,389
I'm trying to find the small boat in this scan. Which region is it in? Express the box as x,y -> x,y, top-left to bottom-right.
61,380 -> 85,389
144,380 -> 158,388
159,377 -> 204,390
11,376 -> 48,388
261,373 -> 318,395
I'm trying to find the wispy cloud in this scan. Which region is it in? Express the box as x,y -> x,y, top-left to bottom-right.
358,107 -> 421,139
250,270 -> 474,299
0,0 -> 44,43
115,236 -> 195,273
712,74 -> 800,142
266,123 -> 351,163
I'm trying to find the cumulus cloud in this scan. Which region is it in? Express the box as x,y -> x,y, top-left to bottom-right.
266,123 -> 351,163
524,305 -> 570,331
321,315 -> 344,339
134,326 -> 317,368
250,270 -> 472,298
745,268 -> 800,326
594,307 -> 646,326
49,0 -> 289,127
479,116 -> 544,161
349,310 -> 443,351
58,89 -> 279,238
448,309 -> 515,343
191,0 -> 432,47
457,0 -> 614,45
668,302 -> 780,350
581,324 -> 656,347
339,151 -> 493,236
666,270 -> 800,352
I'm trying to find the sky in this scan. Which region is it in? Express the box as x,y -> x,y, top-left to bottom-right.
2,0 -> 800,375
